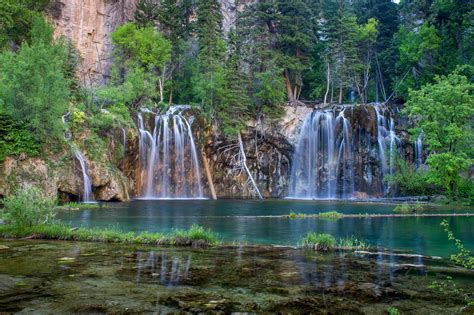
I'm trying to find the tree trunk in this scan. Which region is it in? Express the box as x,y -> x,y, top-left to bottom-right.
201,148 -> 217,200
338,82 -> 343,104
284,69 -> 295,103
323,63 -> 330,106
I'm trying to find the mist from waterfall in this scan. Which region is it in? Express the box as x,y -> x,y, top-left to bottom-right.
74,149 -> 92,202
137,106 -> 204,199
289,109 -> 354,199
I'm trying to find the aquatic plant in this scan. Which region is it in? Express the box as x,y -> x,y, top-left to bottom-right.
1,188 -> 57,227
440,220 -> 474,270
318,211 -> 343,219
0,223 -> 220,247
338,236 -> 370,250
393,203 -> 412,213
299,233 -> 336,251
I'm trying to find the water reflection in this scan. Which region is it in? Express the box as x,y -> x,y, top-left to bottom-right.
135,251 -> 192,286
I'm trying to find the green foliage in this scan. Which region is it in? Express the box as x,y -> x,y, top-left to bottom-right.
337,236 -> 370,250
112,23 -> 171,71
0,115 -> 40,161
318,211 -> 344,220
1,187 -> 57,227
386,307 -> 401,315
404,68 -> 473,199
0,223 -> 220,247
440,219 -> 474,270
133,0 -> 160,28
385,158 -> 438,196
393,203 -> 412,213
0,0 -> 51,49
0,16 -> 70,144
300,233 -> 337,252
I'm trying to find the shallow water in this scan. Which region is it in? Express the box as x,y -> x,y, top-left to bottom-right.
57,200 -> 474,257
0,240 -> 472,313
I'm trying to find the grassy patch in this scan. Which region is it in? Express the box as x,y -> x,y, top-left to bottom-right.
338,236 -> 370,250
318,211 -> 343,220
299,232 -> 371,252
299,233 -> 336,251
287,211 -> 344,220
393,203 -> 412,213
0,223 -> 220,247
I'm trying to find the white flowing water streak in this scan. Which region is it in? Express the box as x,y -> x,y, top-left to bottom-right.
415,132 -> 423,168
74,149 -> 92,202
137,106 -> 204,199
289,108 -> 353,199
375,106 -> 388,177
388,117 -> 401,176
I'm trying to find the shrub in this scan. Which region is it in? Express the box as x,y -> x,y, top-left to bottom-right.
2,187 -> 56,227
300,232 -> 336,251
393,203 -> 412,213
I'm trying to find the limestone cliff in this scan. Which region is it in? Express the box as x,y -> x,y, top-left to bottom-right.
49,0 -> 243,86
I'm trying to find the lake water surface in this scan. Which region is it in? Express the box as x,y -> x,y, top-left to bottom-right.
57,200 -> 474,257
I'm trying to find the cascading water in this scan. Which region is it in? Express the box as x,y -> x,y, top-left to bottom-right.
73,149 -> 92,202
137,106 -> 204,199
414,132 -> 423,168
375,105 -> 400,183
289,108 -> 354,199
290,104 -> 402,199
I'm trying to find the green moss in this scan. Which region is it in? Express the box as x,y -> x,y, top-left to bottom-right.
0,223 -> 220,247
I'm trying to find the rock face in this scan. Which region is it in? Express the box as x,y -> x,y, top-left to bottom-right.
49,0 -> 138,86
49,0 -> 246,86
0,152 -> 130,201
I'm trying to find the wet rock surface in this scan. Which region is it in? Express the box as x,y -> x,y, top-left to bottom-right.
0,240 -> 471,313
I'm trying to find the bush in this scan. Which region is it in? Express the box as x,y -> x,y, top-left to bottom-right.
300,232 -> 336,251
393,203 -> 412,213
2,187 -> 56,227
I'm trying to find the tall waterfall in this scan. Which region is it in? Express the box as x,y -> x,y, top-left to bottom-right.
137,106 -> 204,199
289,109 -> 354,199
74,149 -> 92,202
289,104 -> 401,199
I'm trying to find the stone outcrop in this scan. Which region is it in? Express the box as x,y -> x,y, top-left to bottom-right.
0,152 -> 130,201
49,0 -> 138,86
48,0 -> 248,86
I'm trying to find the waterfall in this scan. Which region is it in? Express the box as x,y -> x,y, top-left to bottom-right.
375,105 -> 400,180
415,132 -> 423,168
388,117 -> 401,176
73,149 -> 92,202
289,108 -> 353,199
137,106 -> 204,199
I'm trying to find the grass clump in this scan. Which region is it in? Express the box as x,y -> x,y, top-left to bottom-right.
393,203 -> 412,213
338,236 -> 370,250
300,232 -> 371,252
0,223 -> 220,247
299,232 -> 336,252
318,211 -> 343,220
